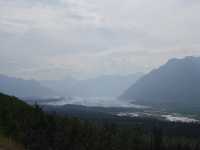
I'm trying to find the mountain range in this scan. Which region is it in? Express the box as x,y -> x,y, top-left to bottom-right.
40,73 -> 143,97
0,73 -> 142,99
0,74 -> 56,98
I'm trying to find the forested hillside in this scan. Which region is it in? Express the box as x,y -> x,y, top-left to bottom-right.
0,93 -> 200,150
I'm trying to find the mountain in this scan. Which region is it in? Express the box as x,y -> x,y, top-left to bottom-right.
40,73 -> 143,97
0,74 -> 56,98
120,56 -> 200,109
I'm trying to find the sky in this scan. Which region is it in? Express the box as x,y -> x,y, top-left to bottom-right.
0,0 -> 200,80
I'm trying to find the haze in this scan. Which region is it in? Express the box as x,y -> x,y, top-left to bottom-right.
1,0 -> 200,80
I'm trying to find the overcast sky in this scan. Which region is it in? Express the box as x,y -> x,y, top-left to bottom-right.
0,0 -> 200,80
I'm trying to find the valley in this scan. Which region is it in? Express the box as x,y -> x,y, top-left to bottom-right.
24,96 -> 200,123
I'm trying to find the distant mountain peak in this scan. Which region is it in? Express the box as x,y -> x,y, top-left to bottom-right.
0,74 -> 57,98
166,56 -> 200,64
120,56 -> 200,107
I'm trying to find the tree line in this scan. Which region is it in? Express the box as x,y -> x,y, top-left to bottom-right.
0,93 -> 200,150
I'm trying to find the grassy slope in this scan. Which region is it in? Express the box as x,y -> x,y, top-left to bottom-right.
0,135 -> 24,150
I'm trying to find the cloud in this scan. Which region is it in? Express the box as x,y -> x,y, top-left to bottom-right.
0,0 -> 200,79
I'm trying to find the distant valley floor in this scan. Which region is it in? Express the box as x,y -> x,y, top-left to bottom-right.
23,96 -> 200,124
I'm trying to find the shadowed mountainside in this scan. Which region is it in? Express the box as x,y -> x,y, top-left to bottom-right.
120,56 -> 200,110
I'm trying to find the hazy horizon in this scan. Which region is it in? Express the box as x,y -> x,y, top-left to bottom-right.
1,0 -> 200,80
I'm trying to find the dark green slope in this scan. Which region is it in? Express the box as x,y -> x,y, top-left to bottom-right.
1,93 -> 200,150
0,93 -> 63,150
